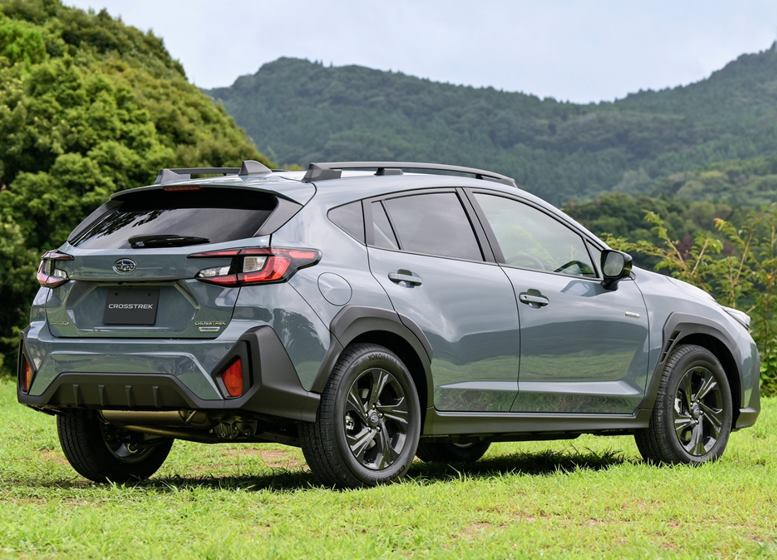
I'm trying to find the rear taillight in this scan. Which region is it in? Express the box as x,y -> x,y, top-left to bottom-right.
189,247 -> 320,286
20,356 -> 34,393
36,250 -> 73,288
219,358 -> 244,398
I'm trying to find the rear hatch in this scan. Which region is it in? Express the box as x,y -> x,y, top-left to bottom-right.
45,186 -> 285,339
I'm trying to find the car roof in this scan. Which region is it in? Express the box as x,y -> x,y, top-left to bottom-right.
302,172 -> 606,247
114,169 -> 526,204
114,169 -> 605,247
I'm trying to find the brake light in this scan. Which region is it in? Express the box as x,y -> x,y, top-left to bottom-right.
37,250 -> 73,288
220,358 -> 244,398
20,357 -> 34,393
163,185 -> 202,192
189,247 -> 320,286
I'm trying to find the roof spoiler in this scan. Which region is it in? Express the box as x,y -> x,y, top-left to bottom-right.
302,161 -> 517,187
154,160 -> 272,185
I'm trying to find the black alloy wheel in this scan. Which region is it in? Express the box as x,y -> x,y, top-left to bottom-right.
300,343 -> 421,488
57,410 -> 173,483
635,344 -> 733,465
344,367 -> 410,470
672,366 -> 725,456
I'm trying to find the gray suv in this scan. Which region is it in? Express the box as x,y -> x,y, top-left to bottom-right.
18,161 -> 760,487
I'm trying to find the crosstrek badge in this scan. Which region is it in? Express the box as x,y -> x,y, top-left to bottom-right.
107,303 -> 155,310
103,289 -> 160,325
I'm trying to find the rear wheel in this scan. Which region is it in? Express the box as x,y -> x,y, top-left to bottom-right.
635,344 -> 733,465
57,410 -> 173,483
300,343 -> 421,488
416,439 -> 490,464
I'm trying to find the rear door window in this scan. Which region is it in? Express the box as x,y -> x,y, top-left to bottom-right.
371,201 -> 399,250
381,192 -> 483,260
70,189 -> 277,249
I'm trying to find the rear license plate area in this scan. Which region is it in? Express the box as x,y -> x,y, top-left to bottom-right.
103,288 -> 160,326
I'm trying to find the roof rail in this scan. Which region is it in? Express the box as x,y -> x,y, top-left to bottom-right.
302,161 -> 516,187
154,160 -> 272,185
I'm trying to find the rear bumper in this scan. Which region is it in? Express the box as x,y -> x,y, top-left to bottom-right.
18,324 -> 320,423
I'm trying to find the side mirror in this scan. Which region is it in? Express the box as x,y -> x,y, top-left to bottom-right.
601,250 -> 632,290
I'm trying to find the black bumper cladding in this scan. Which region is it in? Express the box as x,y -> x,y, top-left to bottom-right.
18,326 -> 320,424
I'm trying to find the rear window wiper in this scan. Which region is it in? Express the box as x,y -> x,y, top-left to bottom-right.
128,235 -> 210,248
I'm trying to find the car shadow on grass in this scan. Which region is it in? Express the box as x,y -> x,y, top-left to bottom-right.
138,447 -> 626,493
21,448 -> 627,493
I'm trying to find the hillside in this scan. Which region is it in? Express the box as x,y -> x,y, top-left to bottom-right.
0,0 -> 270,358
209,46 -> 777,204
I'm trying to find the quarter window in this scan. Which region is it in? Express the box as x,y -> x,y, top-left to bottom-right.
381,193 -> 482,260
474,193 -> 595,277
329,201 -> 365,243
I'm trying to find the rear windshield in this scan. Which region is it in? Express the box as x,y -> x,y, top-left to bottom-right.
70,189 -> 277,249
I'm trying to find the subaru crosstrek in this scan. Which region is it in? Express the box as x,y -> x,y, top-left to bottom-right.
18,160 -> 760,487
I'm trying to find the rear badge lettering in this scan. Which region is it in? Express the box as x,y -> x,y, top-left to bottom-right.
103,289 -> 160,325
195,320 -> 225,333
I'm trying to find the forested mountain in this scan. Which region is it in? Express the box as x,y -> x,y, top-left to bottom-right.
209,46 -> 777,204
0,0 -> 269,359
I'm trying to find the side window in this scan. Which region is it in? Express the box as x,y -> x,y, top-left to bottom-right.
328,201 -> 365,243
371,201 -> 399,250
474,193 -> 595,277
382,192 -> 482,260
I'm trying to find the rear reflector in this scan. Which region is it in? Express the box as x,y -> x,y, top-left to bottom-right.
190,247 -> 320,286
20,357 -> 34,393
220,358 -> 244,398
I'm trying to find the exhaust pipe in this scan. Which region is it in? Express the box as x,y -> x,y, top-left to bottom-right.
100,409 -> 210,427
119,424 -> 217,443
100,410 -> 261,443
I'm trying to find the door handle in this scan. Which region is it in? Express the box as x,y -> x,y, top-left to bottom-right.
519,291 -> 549,307
388,270 -> 423,287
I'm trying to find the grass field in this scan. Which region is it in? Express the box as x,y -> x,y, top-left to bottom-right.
0,380 -> 775,559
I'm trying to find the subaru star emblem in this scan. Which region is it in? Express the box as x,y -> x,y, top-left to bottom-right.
113,258 -> 136,273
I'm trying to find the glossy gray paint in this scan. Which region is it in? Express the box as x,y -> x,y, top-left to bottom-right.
630,268 -> 760,417
367,247 -> 519,412
506,270 -> 650,414
21,168 -> 760,436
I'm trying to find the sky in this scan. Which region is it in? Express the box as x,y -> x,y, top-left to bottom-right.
64,0 -> 777,103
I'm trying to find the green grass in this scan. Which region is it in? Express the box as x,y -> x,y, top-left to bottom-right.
0,380 -> 775,559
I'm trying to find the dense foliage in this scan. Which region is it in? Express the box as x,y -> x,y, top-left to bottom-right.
0,0 -> 269,364
209,46 -> 777,205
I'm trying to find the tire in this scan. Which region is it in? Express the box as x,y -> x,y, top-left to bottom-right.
300,343 -> 422,488
416,439 -> 490,464
57,410 -> 173,483
635,344 -> 733,465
